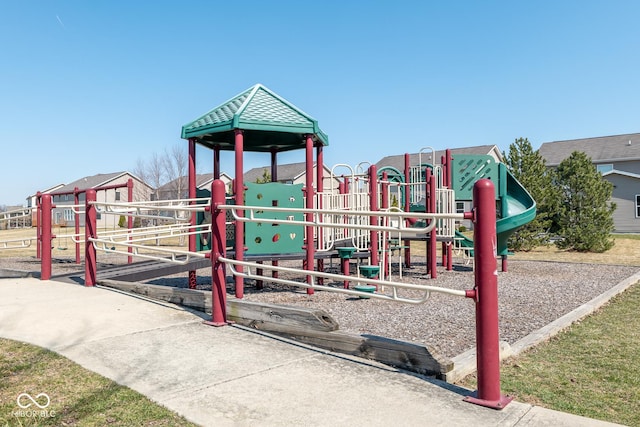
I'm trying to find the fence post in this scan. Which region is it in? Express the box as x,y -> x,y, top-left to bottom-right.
464,179 -> 512,409
204,179 -> 228,326
40,194 -> 53,280
84,189 -> 97,287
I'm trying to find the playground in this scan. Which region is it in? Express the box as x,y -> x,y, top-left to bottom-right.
2,83 -> 639,410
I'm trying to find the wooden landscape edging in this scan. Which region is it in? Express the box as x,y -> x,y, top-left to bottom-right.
98,279 -> 453,376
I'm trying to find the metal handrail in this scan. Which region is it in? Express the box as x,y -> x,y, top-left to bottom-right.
0,237 -> 36,249
89,238 -> 208,264
224,204 -> 463,235
220,256 -> 467,304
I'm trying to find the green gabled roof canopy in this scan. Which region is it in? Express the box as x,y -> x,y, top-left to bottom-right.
181,84 -> 329,153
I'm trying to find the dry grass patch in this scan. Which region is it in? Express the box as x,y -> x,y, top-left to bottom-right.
0,339 -> 196,427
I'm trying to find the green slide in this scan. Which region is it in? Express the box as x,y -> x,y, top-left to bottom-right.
452,154 -> 537,257
496,169 -> 536,256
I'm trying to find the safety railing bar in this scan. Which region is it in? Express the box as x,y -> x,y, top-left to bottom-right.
219,256 -> 467,299
0,239 -> 35,249
228,208 -> 438,234
225,262 -> 431,304
97,223 -> 207,240
89,238 -> 207,264
97,223 -> 194,237
95,227 -> 209,244
92,199 -> 210,212
221,204 -> 463,221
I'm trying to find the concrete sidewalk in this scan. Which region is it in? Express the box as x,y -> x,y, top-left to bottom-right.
0,278 -> 623,427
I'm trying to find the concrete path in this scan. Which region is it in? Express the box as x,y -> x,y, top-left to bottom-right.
0,278 -> 624,426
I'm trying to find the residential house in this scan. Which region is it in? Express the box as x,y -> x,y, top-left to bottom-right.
243,162 -> 340,191
154,173 -> 233,201
27,183 -> 64,226
538,133 -> 640,233
50,172 -> 153,229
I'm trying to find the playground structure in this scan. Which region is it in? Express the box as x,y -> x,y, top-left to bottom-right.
0,83 -> 538,410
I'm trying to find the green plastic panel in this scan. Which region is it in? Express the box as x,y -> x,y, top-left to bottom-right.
196,188 -> 211,251
245,182 -> 304,255
451,155 -> 501,201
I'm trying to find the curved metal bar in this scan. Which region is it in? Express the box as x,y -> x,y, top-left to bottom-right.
225,204 -> 461,234
220,256 -> 467,304
89,238 -> 207,264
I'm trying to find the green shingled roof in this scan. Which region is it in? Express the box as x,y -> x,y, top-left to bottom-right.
181,84 -> 329,152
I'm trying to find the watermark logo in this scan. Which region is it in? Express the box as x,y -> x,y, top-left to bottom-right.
17,393 -> 50,409
13,392 -> 55,419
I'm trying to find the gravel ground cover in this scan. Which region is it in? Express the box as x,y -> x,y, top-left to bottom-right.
2,254 -> 637,359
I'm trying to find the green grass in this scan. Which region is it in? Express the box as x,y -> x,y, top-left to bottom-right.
613,233 -> 640,241
459,282 -> 640,426
0,339 -> 197,427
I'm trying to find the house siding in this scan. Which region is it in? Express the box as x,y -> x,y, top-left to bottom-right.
606,159 -> 640,175
604,174 -> 640,233
52,175 -> 153,229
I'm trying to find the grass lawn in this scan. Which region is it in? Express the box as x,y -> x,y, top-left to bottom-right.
458,281 -> 640,426
0,339 -> 197,427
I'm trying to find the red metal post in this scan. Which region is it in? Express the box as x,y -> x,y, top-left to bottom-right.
84,189 -> 97,287
214,145 -> 221,179
40,194 -> 53,280
206,179 -> 228,326
368,165 -> 379,280
188,138 -> 197,289
36,193 -> 42,259
304,135 -> 315,294
74,187 -> 81,264
270,149 -> 278,182
234,130 -> 245,298
381,171 -> 389,278
127,179 -> 133,264
316,144 -> 324,284
445,150 -> 453,271
464,179 -> 512,409
428,168 -> 437,279
403,153 -> 411,268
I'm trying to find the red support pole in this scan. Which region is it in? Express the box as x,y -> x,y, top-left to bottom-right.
214,145 -> 221,179
188,138 -> 197,289
74,187 -> 81,264
304,135 -> 315,295
40,194 -> 53,280
381,171 -> 389,279
84,189 -> 97,287
429,168 -> 437,279
464,179 -> 512,409
368,165 -> 379,277
445,149 -> 453,271
36,193 -> 42,259
316,144 -> 324,285
206,179 -> 228,326
234,129 -> 245,298
127,179 -> 133,264
403,153 -> 411,268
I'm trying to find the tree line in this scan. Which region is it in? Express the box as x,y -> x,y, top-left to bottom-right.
504,138 -> 615,253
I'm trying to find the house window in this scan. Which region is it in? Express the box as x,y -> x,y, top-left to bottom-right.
64,209 -> 73,222
456,202 -> 465,214
636,195 -> 640,218
115,191 -> 121,201
597,164 -> 613,174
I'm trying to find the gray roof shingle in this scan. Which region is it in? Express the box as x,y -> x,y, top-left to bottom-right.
539,133 -> 640,165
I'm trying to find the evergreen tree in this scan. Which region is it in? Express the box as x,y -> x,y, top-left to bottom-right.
255,169 -> 271,183
554,151 -> 615,252
503,138 -> 560,251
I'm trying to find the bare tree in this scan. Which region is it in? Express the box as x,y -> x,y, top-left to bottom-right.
163,144 -> 188,199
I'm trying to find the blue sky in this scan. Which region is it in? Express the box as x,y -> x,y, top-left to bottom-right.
2,1 -> 640,205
